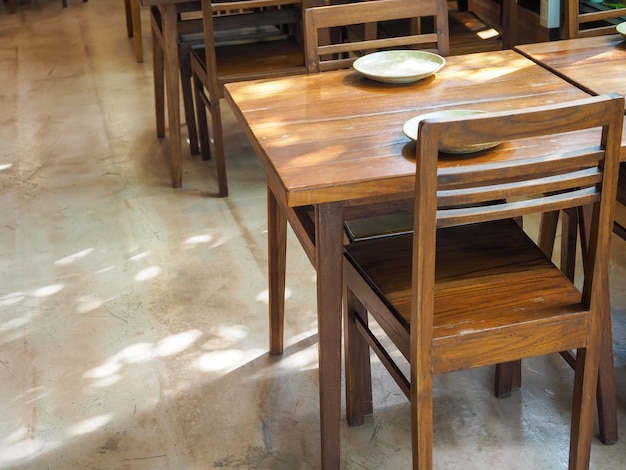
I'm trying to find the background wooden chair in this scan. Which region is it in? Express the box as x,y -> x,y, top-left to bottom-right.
190,0 -> 309,197
303,0 -> 450,73
343,94 -> 624,468
564,0 -> 626,38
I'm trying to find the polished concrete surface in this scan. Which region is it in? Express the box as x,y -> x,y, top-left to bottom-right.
1,1 -> 626,469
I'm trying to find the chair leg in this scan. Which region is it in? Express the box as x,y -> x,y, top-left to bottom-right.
411,365 -> 433,469
345,288 -> 373,426
179,46 -> 199,155
538,210 -> 560,258
569,346 -> 601,469
560,208 -> 579,282
124,0 -> 133,37
152,27 -> 165,138
209,102 -> 229,197
494,360 -> 522,398
130,0 -> 143,63
192,74 -> 211,162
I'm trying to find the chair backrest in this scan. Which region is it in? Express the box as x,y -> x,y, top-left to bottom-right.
198,0 -> 309,95
303,0 -> 450,73
208,0 -> 305,40
564,0 -> 626,38
412,93 -> 624,322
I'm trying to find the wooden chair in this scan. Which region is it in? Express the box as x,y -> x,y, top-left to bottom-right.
343,94 -> 624,469
190,0 -> 309,197
303,0 -> 450,73
564,0 -> 626,38
150,4 -> 205,158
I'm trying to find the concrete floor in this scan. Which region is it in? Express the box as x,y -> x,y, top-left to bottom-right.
2,1 -> 626,469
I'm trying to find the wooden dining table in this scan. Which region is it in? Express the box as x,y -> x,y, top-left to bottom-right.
223,49 -> 609,469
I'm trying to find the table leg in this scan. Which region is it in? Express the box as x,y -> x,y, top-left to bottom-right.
315,202 -> 344,469
268,186 -> 287,354
152,15 -> 165,139
266,194 -> 344,466
161,4 -> 183,188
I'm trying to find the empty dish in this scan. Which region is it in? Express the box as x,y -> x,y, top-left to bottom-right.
353,50 -> 445,84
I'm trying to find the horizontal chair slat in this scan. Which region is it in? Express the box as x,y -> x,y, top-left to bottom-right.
438,168 -> 603,206
439,148 -> 605,187
579,8 -> 626,25
317,34 -> 438,56
436,188 -> 600,227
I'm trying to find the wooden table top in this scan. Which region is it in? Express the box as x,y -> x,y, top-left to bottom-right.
515,35 -> 626,97
225,49 -> 594,208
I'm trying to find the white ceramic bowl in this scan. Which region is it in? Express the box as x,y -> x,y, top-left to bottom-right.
353,50 -> 445,84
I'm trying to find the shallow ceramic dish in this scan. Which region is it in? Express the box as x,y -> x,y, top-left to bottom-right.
402,109 -> 501,154
617,21 -> 626,40
353,50 -> 445,84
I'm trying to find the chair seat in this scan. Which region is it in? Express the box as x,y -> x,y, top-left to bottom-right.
191,36 -> 305,87
345,218 -> 585,374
